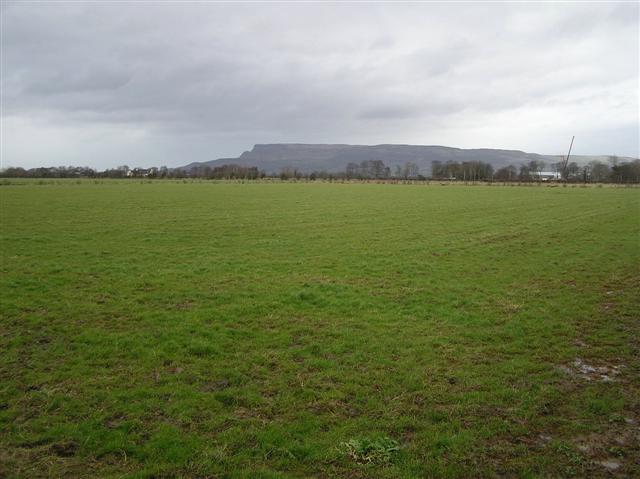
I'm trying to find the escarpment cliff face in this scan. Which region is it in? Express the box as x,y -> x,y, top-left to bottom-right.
180,143 -> 626,175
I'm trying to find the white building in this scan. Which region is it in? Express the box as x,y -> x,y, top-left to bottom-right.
538,171 -> 561,181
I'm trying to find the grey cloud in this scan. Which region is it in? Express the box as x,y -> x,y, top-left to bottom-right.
369,36 -> 396,50
25,68 -> 133,95
359,97 -> 464,120
1,2 -> 638,169
359,105 -> 423,120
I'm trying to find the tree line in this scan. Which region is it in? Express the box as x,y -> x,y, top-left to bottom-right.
431,161 -> 495,181
1,157 -> 638,183
490,158 -> 640,183
344,160 -> 423,179
0,164 -> 262,180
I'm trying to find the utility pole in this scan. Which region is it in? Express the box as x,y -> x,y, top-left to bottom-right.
561,136 -> 575,180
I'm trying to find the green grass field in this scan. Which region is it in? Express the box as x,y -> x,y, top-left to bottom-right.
1,180 -> 638,478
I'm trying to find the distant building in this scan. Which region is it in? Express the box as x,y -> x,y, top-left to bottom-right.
538,171 -> 561,181
127,168 -> 153,177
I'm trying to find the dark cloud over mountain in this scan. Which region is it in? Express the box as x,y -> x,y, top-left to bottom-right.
1,2 -> 638,168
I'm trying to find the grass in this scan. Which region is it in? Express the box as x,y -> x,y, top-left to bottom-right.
0,180 -> 638,478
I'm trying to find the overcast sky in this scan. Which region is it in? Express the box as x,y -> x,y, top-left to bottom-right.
2,1 -> 638,169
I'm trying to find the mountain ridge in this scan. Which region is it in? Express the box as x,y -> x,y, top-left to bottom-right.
179,144 -> 634,175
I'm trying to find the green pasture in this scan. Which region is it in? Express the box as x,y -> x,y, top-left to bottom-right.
1,180 -> 638,478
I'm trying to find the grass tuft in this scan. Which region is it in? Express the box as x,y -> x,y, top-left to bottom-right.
340,436 -> 401,464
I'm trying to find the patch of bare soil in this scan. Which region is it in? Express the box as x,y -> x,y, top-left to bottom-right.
50,441 -> 78,457
559,358 -> 624,382
573,419 -> 640,476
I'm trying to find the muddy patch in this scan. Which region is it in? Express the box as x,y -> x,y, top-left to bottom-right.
50,441 -> 78,457
175,301 -> 194,310
572,424 -> 640,475
201,378 -> 231,392
559,358 -> 624,382
598,460 -> 621,472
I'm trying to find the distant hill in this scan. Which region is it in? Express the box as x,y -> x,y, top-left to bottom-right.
179,144 -> 634,175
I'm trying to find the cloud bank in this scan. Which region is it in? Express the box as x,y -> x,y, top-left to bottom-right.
2,2 -> 638,168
